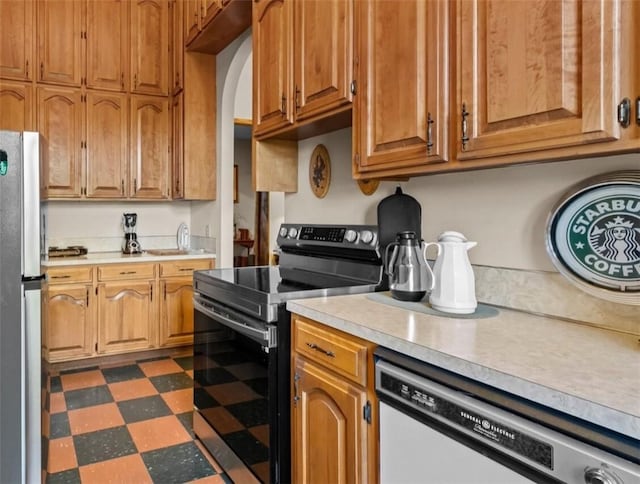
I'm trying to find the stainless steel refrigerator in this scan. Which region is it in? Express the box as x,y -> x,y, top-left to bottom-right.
0,131 -> 44,484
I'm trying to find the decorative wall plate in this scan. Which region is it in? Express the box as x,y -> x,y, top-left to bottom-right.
545,171 -> 640,305
357,178 -> 380,196
309,144 -> 331,198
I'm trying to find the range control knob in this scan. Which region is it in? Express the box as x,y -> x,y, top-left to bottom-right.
360,230 -> 375,245
584,467 -> 622,484
288,227 -> 298,239
279,227 -> 288,238
344,229 -> 358,243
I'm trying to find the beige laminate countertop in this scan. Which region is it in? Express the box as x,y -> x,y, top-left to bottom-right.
41,250 -> 215,266
286,293 -> 640,441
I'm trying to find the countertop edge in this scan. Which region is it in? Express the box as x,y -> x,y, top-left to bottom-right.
42,252 -> 216,266
286,300 -> 640,441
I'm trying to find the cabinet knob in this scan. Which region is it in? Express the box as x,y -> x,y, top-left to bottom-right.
461,103 -> 470,151
427,112 -> 434,154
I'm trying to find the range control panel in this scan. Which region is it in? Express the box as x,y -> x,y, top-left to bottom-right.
277,224 -> 378,248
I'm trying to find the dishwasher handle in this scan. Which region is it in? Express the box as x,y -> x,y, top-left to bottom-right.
193,297 -> 277,349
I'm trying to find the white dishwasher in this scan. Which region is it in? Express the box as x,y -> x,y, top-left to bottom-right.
375,348 -> 640,484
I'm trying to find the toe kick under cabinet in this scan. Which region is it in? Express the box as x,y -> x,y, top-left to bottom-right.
43,258 -> 214,363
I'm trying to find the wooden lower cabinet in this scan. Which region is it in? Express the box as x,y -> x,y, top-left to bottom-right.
97,280 -> 156,354
291,314 -> 378,484
43,283 -> 94,362
159,278 -> 195,347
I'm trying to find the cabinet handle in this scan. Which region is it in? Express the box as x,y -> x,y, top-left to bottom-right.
636,97 -> 640,126
175,71 -> 180,87
119,271 -> 137,275
175,179 -> 180,193
40,62 -> 43,79
150,284 -> 153,301
179,267 -> 194,271
293,372 -> 300,405
25,60 -> 29,78
86,288 -> 89,306
164,284 -> 167,300
134,73 -> 138,89
617,98 -> 631,128
51,275 -> 71,279
121,72 -> 124,89
427,112 -> 434,154
306,342 -> 335,358
121,179 -> 124,195
281,93 -> 286,117
295,85 -> 300,111
134,178 -> 137,194
461,103 -> 470,151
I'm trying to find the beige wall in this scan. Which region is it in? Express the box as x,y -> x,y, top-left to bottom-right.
286,128 -> 639,272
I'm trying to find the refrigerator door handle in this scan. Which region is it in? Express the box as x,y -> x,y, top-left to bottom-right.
23,286 -> 41,484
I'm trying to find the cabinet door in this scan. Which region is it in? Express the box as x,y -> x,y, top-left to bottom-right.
353,0 -> 448,178
97,280 -> 155,354
202,0 -> 222,26
130,0 -> 169,95
184,0 -> 201,45
37,0 -> 83,86
253,0 -> 294,136
159,278 -> 194,347
171,0 -> 184,94
86,92 -> 128,198
43,284 -> 94,362
130,95 -> 170,199
456,0 -> 619,160
292,356 -> 368,484
86,0 -> 128,91
0,0 -> 34,80
171,91 -> 184,199
0,81 -> 34,131
293,0 -> 352,122
37,86 -> 84,198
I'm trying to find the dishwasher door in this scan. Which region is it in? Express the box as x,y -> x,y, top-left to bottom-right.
380,401 -> 533,483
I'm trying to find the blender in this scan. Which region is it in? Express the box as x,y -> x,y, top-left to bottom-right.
122,213 -> 142,254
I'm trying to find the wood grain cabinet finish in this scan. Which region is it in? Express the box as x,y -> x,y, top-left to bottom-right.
0,81 -> 34,132
43,266 -> 95,363
456,0 -> 621,161
0,0 -> 34,81
37,0 -> 83,87
353,0 -> 449,178
37,86 -> 84,198
130,0 -> 169,96
130,95 -> 170,199
252,0 -> 294,136
291,315 -> 378,484
158,278 -> 195,347
85,91 -> 128,198
97,280 -> 156,354
86,0 -> 128,92
171,0 -> 185,95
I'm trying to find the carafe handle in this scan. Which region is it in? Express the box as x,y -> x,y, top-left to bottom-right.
384,242 -> 399,277
422,242 -> 441,291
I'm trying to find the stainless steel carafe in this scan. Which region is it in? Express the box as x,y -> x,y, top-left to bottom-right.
385,231 -> 435,301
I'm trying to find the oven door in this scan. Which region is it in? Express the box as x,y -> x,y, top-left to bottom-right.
193,295 -> 279,483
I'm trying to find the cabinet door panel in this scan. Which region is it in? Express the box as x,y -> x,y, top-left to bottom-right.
86,0 -> 128,91
131,0 -> 169,95
171,92 -> 184,199
37,0 -> 83,86
37,86 -> 83,198
354,0 -> 448,176
159,279 -> 194,347
0,0 -> 34,80
44,284 -> 94,362
457,0 -> 619,159
97,281 -> 154,354
292,356 -> 367,484
253,0 -> 293,136
86,92 -> 128,198
0,82 -> 34,131
130,95 -> 170,199
294,0 -> 352,122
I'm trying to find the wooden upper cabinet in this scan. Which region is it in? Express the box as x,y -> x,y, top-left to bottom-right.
0,0 -> 34,80
353,0 -> 449,178
37,86 -> 83,198
86,92 -> 128,198
456,0 -> 620,160
171,0 -> 185,94
0,82 -> 34,132
293,0 -> 352,122
130,95 -> 170,199
184,0 -> 201,45
253,0 -> 293,136
37,0 -> 83,87
202,0 -> 223,25
130,0 -> 169,96
86,0 -> 128,92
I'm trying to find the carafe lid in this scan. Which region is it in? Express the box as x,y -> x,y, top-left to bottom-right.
437,231 -> 467,242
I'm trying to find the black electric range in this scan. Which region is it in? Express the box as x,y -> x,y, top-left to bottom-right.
192,224 -> 383,483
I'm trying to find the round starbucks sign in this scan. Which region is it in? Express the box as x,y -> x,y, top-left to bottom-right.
546,171 -> 640,305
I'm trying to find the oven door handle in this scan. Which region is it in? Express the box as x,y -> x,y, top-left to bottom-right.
193,298 -> 277,349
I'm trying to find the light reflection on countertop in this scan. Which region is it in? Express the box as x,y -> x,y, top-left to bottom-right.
42,249 -> 216,266
287,292 -> 640,440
